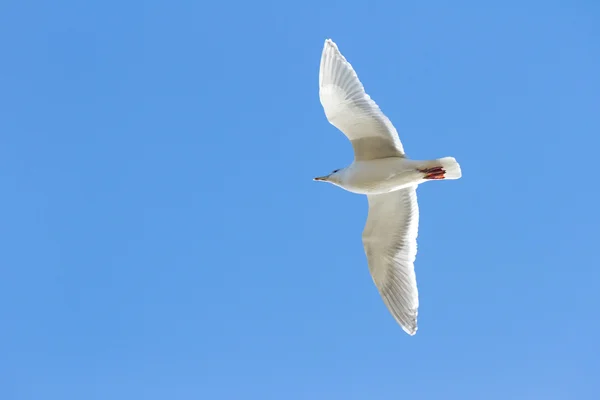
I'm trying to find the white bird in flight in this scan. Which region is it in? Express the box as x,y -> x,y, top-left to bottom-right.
315,39 -> 462,335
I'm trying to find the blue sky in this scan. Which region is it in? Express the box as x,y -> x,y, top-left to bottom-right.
1,0 -> 599,398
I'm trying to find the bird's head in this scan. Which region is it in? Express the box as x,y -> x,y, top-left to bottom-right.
313,168 -> 343,184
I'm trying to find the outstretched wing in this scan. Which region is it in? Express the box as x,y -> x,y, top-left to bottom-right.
362,187 -> 420,335
319,39 -> 405,161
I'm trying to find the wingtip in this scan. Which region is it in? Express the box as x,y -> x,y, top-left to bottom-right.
401,315 -> 418,336
324,38 -> 338,50
403,324 -> 418,336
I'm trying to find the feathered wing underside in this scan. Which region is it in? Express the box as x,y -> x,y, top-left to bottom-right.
319,39 -> 405,161
362,187 -> 420,335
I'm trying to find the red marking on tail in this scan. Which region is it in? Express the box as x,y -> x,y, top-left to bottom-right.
419,166 -> 446,180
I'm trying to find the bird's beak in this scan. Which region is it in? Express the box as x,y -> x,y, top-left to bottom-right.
313,176 -> 328,181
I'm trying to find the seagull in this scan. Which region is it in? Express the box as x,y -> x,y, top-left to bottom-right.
315,39 -> 462,335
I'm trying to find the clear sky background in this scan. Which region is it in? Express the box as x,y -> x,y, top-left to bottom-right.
1,0 -> 599,399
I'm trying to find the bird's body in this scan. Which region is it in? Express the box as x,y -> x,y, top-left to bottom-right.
323,157 -> 460,195
315,39 -> 462,335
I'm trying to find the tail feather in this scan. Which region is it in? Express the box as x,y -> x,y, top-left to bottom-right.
418,157 -> 462,180
437,157 -> 462,180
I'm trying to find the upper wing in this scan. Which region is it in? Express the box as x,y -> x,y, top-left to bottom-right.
319,39 -> 405,161
362,187 -> 420,335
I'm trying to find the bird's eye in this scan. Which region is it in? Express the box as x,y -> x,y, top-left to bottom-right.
332,169 -> 340,173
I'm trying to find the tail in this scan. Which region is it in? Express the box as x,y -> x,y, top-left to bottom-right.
417,157 -> 462,180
